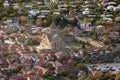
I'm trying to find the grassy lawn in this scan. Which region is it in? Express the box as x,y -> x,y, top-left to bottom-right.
66,42 -> 82,49
59,77 -> 71,80
66,42 -> 92,49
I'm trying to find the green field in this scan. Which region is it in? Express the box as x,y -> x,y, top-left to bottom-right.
66,42 -> 82,49
66,42 -> 92,49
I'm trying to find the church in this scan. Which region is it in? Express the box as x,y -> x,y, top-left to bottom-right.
36,21 -> 65,53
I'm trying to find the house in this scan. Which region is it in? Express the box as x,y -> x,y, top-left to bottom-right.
82,10 -> 90,15
40,10 -> 51,15
12,3 -> 19,9
28,9 -> 39,17
115,5 -> 120,10
107,32 -> 119,39
58,4 -> 68,10
85,0 -> 92,4
27,75 -> 39,80
53,12 -> 60,15
0,74 -> 7,80
4,40 -> 15,45
0,30 -> 6,36
51,0 -> 58,4
79,22 -> 93,31
37,15 -> 46,18
108,2 -> 116,6
3,1 -> 10,9
25,4 -> 32,9
55,52 -> 67,58
107,5 -> 115,11
115,16 -> 120,22
35,66 -> 48,75
96,25 -> 105,29
82,7 -> 91,15
10,74 -> 26,80
78,70 -> 86,77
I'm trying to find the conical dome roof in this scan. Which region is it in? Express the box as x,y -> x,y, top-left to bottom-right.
49,21 -> 56,29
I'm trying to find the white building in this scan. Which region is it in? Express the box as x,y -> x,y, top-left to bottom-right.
3,1 -> 10,9
40,10 -> 51,15
12,4 -> 19,9
28,9 -> 39,17
51,0 -> 58,3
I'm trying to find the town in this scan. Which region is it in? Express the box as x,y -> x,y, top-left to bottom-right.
0,0 -> 120,80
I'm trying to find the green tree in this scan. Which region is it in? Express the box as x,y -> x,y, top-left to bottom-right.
1,65 -> 22,79
2,69 -> 12,78
24,39 -> 33,46
18,16 -> 27,24
86,75 -> 93,80
69,18 -> 78,27
76,63 -> 88,72
95,71 -> 113,80
105,44 -> 112,50
2,17 -> 7,21
78,77 -> 84,80
59,17 -> 68,28
58,69 -> 68,76
45,62 -> 55,70
97,19 -> 106,26
70,61 -> 77,68
50,3 -> 57,10
42,19 -> 50,27
94,7 -> 104,13
82,42 -> 86,48
0,0 -> 3,5
115,71 -> 120,80
78,0 -> 84,4
2,50 -> 11,57
11,65 -> 23,74
83,17 -> 89,23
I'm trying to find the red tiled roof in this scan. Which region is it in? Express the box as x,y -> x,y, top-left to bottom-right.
55,52 -> 66,56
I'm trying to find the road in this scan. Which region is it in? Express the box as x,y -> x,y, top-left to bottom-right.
87,63 -> 120,74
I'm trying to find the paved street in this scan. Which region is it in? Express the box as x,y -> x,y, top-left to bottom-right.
87,63 -> 120,74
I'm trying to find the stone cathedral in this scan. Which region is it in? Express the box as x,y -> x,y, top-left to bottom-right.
40,21 -> 65,52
